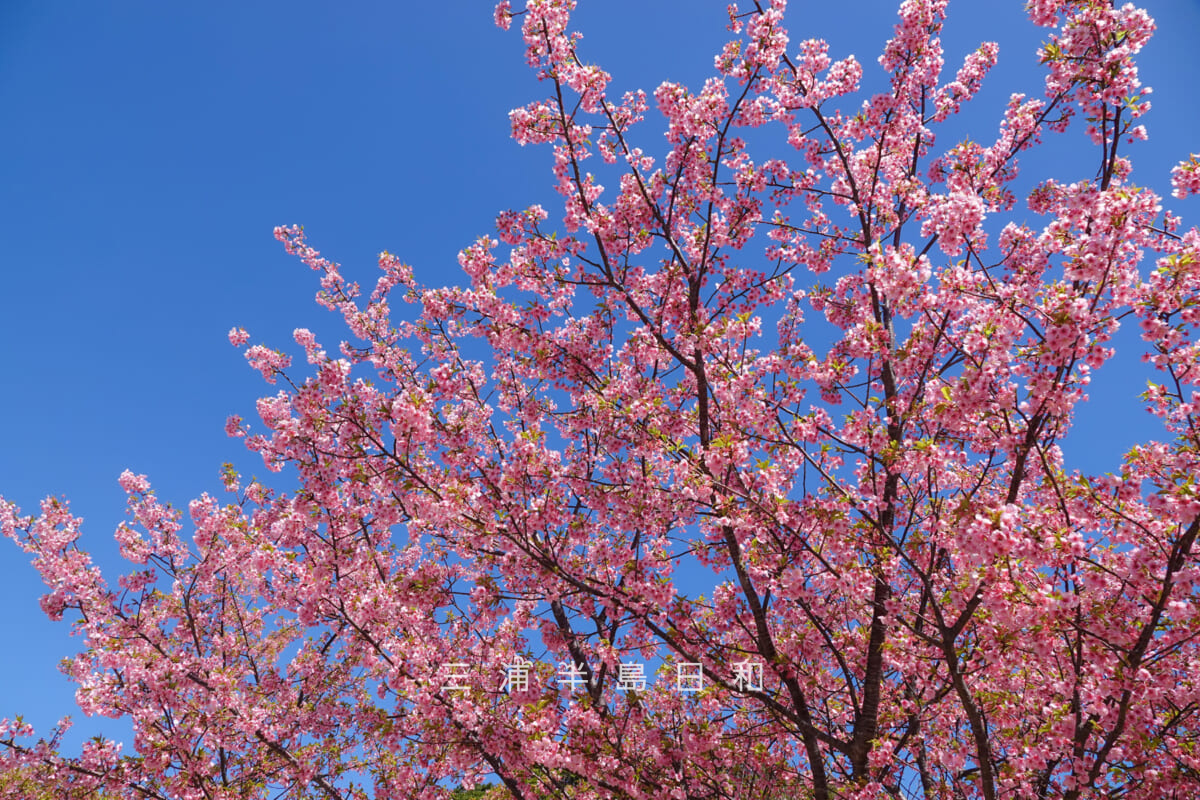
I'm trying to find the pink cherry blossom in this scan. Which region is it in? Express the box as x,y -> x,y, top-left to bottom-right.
4,2 -> 1200,799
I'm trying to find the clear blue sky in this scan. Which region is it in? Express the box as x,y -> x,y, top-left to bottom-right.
1,0 -> 1197,760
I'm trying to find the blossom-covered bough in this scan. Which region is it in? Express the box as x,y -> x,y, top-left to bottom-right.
4,1 -> 1200,798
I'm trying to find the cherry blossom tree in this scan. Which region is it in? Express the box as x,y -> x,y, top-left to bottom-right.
4,0 -> 1200,798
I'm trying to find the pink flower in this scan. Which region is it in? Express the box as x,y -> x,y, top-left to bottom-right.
227,327 -> 250,347
244,344 -> 292,383
224,414 -> 245,438
1171,154 -> 1200,199
117,470 -> 151,495
9,4 -> 1200,798
494,1 -> 512,30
